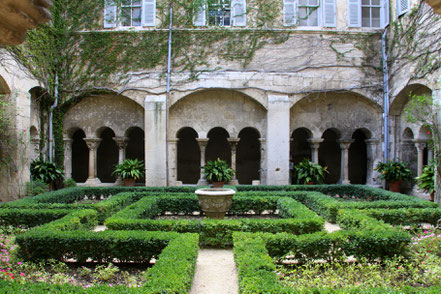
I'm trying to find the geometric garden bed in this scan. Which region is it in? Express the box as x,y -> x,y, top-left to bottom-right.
1,184 -> 441,293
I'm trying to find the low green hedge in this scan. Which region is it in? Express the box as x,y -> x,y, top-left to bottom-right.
232,232 -> 441,294
364,208 -> 441,225
0,208 -> 73,227
105,195 -> 324,247
6,233 -> 199,294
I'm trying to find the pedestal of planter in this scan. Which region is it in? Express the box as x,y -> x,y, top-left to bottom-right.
195,188 -> 236,219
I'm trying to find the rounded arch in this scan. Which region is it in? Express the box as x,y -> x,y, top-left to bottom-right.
290,128 -> 313,172
206,127 -> 231,165
390,83 -> 432,116
64,94 -> 144,138
169,89 -> 266,139
290,92 -> 382,139
418,125 -> 431,140
96,127 -> 118,183
349,129 -> 368,184
29,126 -> 39,139
177,127 -> 200,184
71,129 -> 88,183
403,127 -> 415,140
0,75 -> 10,94
237,127 -> 261,184
319,128 -> 341,184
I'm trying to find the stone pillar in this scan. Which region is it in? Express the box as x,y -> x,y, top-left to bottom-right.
259,138 -> 266,184
145,95 -> 167,186
414,139 -> 427,177
307,138 -> 323,164
428,145 -> 434,162
31,138 -> 40,161
365,139 -> 379,186
113,136 -> 129,185
83,138 -> 102,186
196,138 -> 209,186
266,95 -> 290,185
228,138 -> 240,185
337,139 -> 354,185
168,138 -> 180,186
63,137 -> 73,179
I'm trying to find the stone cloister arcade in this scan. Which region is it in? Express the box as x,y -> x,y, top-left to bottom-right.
57,88 -> 417,187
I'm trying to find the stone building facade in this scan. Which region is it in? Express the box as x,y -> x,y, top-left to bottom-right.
1,0 -> 440,200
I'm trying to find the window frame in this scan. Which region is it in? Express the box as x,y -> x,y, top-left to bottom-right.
361,0 -> 381,28
120,0 -> 142,27
298,0 -> 321,27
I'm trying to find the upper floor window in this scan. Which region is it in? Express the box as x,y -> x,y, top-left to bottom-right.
121,0 -> 142,27
104,0 -> 155,28
348,0 -> 389,28
397,0 -> 410,16
298,0 -> 319,26
208,0 -> 231,26
284,0 -> 336,27
194,0 -> 246,27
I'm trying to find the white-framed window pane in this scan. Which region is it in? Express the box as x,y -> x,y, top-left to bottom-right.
133,7 -> 142,26
372,0 -> 380,5
298,7 -> 308,26
208,0 -> 231,26
121,7 -> 131,26
361,7 -> 370,27
371,7 -> 380,27
362,0 -> 370,5
309,8 -> 318,25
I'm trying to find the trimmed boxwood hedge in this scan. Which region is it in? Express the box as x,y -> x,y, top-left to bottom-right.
105,195 -> 325,247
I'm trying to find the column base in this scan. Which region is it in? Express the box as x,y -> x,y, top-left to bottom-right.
338,180 -> 351,185
228,179 -> 239,185
115,177 -> 123,186
197,179 -> 209,186
84,177 -> 102,186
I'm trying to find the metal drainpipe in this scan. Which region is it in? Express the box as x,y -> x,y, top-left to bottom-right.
48,73 -> 59,162
382,30 -> 389,162
165,6 -> 173,185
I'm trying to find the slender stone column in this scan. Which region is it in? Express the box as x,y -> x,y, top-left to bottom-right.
414,139 -> 427,177
168,138 -> 180,186
196,138 -> 209,186
63,137 -> 73,179
83,138 -> 102,186
113,136 -> 129,185
266,95 -> 290,185
145,95 -> 167,186
259,138 -> 266,184
365,139 -> 379,185
228,138 -> 240,185
337,139 -> 354,185
307,138 -> 323,164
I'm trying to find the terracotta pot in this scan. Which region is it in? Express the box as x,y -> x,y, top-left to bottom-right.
306,181 -> 315,185
124,178 -> 136,186
430,192 -> 435,202
212,181 -> 224,188
388,180 -> 402,193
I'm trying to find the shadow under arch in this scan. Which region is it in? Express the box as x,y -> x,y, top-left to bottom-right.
237,127 -> 261,184
349,129 -> 369,184
206,127 -> 231,165
177,127 -> 200,184
319,128 -> 341,184
97,127 -> 118,183
0,74 -> 10,94
125,126 -> 145,184
290,127 -> 313,170
71,128 -> 88,183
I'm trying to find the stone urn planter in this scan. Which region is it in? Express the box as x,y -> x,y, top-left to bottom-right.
195,188 -> 236,219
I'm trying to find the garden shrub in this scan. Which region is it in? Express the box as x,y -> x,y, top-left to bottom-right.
0,208 -> 73,227
363,208 -> 441,225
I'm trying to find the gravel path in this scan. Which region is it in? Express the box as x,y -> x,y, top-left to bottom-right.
190,249 -> 238,294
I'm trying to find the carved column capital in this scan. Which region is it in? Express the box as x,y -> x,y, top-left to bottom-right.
83,138 -> 102,151
365,139 -> 379,146
337,139 -> 354,150
168,138 -> 180,144
196,138 -> 209,149
307,138 -> 324,149
113,136 -> 129,150
413,139 -> 427,152
227,138 -> 240,151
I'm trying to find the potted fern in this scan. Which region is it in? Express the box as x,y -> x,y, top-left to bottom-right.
416,162 -> 435,202
293,159 -> 328,185
30,159 -> 64,191
112,159 -> 145,186
374,160 -> 412,192
202,158 -> 235,188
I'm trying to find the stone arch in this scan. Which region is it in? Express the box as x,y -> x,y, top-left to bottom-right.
177,127 -> 200,184
237,127 -> 261,184
71,128 -> 88,183
390,83 -> 432,116
349,129 -> 369,184
0,75 -> 10,94
125,127 -> 145,184
319,128 -> 341,184
96,127 -> 118,183
290,92 -> 382,139
206,127 -> 231,165
169,89 -> 266,139
290,128 -> 313,168
63,94 -> 144,138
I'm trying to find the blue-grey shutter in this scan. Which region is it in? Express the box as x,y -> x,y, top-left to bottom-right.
232,0 -> 246,26
381,0 -> 389,28
347,0 -> 361,27
194,3 -> 206,26
397,0 -> 409,16
104,0 -> 117,28
142,0 -> 156,27
284,0 -> 298,26
322,0 -> 336,27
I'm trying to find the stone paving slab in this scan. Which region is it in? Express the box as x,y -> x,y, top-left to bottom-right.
190,249 -> 238,294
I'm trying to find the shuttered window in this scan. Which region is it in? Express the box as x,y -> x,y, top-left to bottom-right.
284,0 -> 336,28
322,0 -> 336,27
348,0 -> 389,28
103,0 -> 155,28
298,0 -> 319,26
284,0 -> 298,26
397,0 -> 409,16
